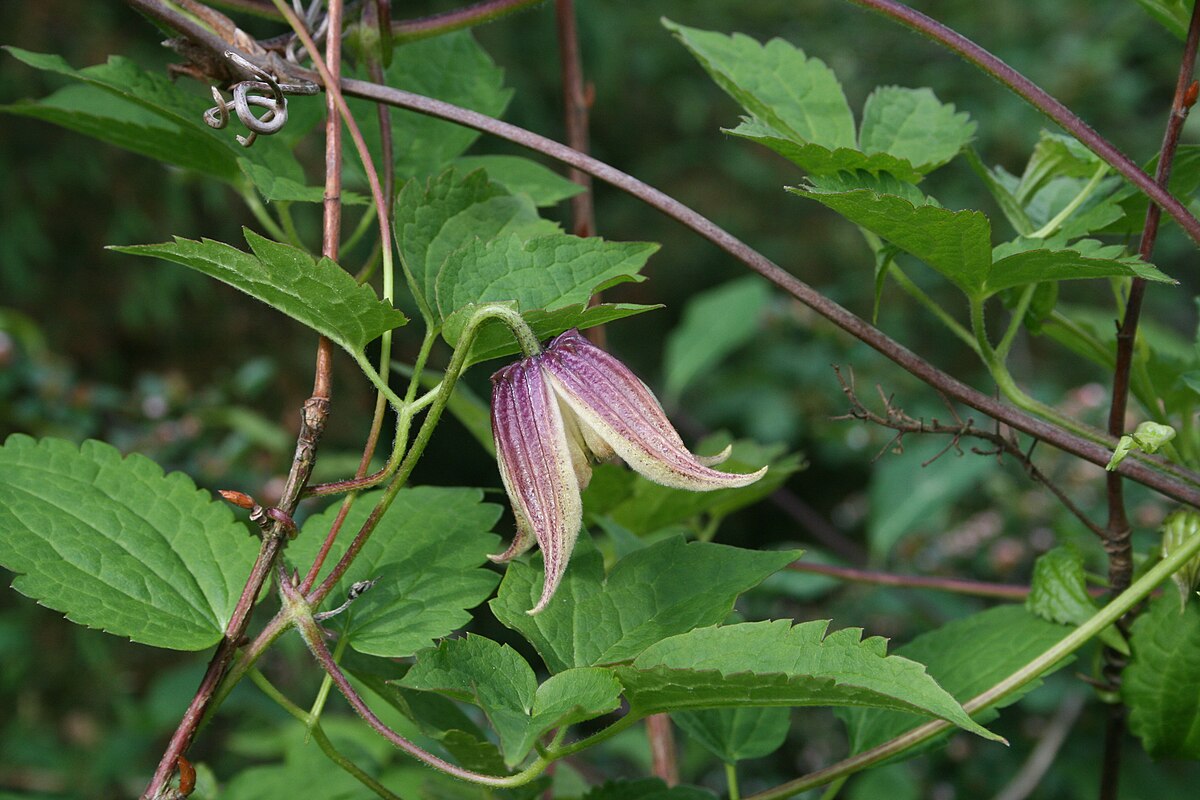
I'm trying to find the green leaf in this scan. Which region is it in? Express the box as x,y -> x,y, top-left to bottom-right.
444,300 -> 661,367
288,487 -> 502,657
1016,131 -> 1103,204
727,118 -> 922,182
434,232 -> 657,323
0,435 -> 260,650
615,621 -> 997,741
790,186 -> 990,295
394,168 -> 558,321
664,278 -> 772,400
400,635 -> 622,766
1124,593 -> 1200,759
1136,0 -> 1194,39
840,605 -> 1071,755
454,155 -> 584,206
351,31 -> 512,181
1026,546 -> 1127,654
859,86 -> 975,174
109,229 -> 407,357
491,534 -> 800,672
663,20 -> 855,150
674,706 -> 791,764
582,436 -> 804,536
582,780 -> 717,800
238,159 -> 367,206
988,243 -> 1173,294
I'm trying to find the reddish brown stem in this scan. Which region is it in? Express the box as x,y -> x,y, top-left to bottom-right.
646,714 -> 679,787
787,561 -> 1068,601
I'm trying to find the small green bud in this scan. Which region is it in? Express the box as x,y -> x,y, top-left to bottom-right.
1106,421 -> 1176,471
1161,509 -> 1200,611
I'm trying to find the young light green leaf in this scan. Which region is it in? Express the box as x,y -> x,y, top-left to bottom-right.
491,535 -> 800,673
859,86 -> 974,174
674,707 -> 792,764
0,435 -> 260,650
663,20 -> 855,150
399,636 -> 622,766
727,117 -> 922,182
288,487 -> 502,658
434,232 -> 657,323
109,229 -> 407,357
664,278 -> 772,400
1016,131 -> 1103,204
615,621 -> 998,741
839,605 -> 1072,755
1026,546 -> 1126,654
1106,421 -> 1178,471
1123,594 -> 1200,759
454,155 -> 584,206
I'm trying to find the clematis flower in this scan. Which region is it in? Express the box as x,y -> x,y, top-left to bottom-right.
490,328 -> 767,614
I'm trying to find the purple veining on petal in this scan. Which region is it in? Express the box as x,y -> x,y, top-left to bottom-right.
489,355 -> 583,614
543,329 -> 767,491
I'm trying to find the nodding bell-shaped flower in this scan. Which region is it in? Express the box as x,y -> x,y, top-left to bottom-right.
490,329 -> 768,614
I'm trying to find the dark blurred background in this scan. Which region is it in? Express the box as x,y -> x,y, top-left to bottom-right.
2,1 -> 1199,797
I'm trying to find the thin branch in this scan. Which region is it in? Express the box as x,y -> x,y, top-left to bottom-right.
787,561 -> 1042,601
328,75 -> 1200,507
845,0 -> 1200,247
555,0 -> 595,238
991,692 -> 1087,800
391,0 -> 547,42
646,714 -> 679,787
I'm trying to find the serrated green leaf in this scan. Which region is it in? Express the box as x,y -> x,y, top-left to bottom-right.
859,86 -> 974,174
964,151 -> 1034,236
1026,546 -> 1127,654
663,20 -> 855,150
350,31 -> 512,182
1016,131 -> 1102,204
110,229 -> 406,357
1,47 -> 307,184
434,232 -> 657,323
454,155 -> 584,206
789,186 -> 991,295
987,244 -> 1173,294
582,779 -> 717,800
0,435 -> 260,650
674,706 -> 791,764
400,636 -> 622,766
840,605 -> 1071,755
491,535 -> 800,672
727,118 -> 922,182
664,278 -> 772,400
394,168 -> 557,322
615,621 -> 997,741
1123,593 -> 1200,758
288,487 -> 502,657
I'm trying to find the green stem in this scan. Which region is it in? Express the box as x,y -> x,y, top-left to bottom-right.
726,763 -> 742,800
745,525 -> 1200,800
995,284 -> 1036,361
887,263 -> 978,354
1028,162 -> 1108,239
343,204 -> 378,254
278,202 -> 305,249
248,669 -> 403,800
240,187 -> 289,242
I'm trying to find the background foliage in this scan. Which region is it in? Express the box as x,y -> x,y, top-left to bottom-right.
3,0 -> 1200,797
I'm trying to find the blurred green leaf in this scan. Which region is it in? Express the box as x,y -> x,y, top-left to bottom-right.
0,435 -> 259,650
581,780 -> 717,800
110,229 -> 407,357
674,706 -> 791,764
840,605 -> 1071,755
491,534 -> 799,671
616,621 -> 997,740
664,277 -> 771,400
1136,0 -> 1194,40
454,155 -> 584,206
289,487 -> 502,657
1026,546 -> 1127,653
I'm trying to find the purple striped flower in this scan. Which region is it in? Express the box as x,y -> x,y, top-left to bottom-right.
490,329 -> 767,614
